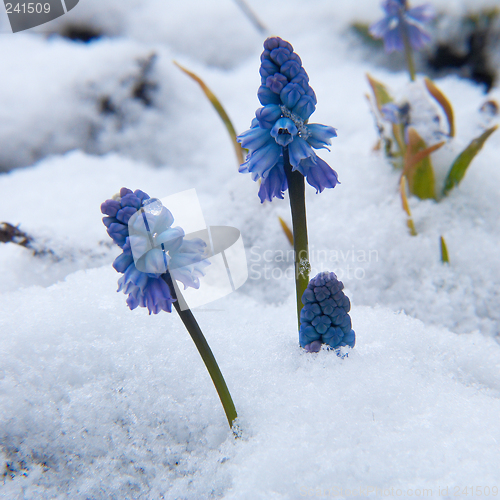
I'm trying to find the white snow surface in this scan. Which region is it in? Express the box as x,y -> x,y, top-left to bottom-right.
1,0 -> 500,498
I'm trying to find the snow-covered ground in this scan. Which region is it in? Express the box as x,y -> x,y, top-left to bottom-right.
1,1 -> 500,498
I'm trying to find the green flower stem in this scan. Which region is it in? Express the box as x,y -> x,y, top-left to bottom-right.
162,273 -> 238,430
402,29 -> 416,82
283,147 -> 310,331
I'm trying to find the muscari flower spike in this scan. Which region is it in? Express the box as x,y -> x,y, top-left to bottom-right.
237,37 -> 339,203
369,0 -> 435,53
299,272 -> 356,353
101,188 -> 210,315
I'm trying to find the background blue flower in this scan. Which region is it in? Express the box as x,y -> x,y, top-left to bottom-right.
369,0 -> 435,53
238,37 -> 339,202
299,271 -> 356,352
102,188 -> 209,314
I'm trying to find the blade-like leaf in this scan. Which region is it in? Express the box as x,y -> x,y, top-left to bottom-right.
233,0 -> 268,33
403,128 -> 438,200
424,77 -> 455,137
442,125 -> 498,196
440,235 -> 450,264
366,73 -> 393,112
392,123 -> 407,158
174,60 -> 245,166
399,176 -> 417,236
278,216 -> 294,246
405,140 -> 445,172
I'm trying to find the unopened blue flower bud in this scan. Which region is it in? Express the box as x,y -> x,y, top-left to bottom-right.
107,222 -> 129,247
116,206 -> 138,224
257,85 -> 281,106
101,199 -> 120,217
266,73 -> 288,94
270,47 -> 291,66
120,193 -> 142,210
299,272 -> 355,351
255,105 -> 282,129
280,60 -> 301,80
113,251 -> 134,273
280,83 -> 304,110
292,95 -> 316,121
259,59 -> 279,80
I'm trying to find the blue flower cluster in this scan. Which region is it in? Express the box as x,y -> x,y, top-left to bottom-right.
299,272 -> 356,352
101,188 -> 209,314
237,37 -> 339,203
369,0 -> 435,53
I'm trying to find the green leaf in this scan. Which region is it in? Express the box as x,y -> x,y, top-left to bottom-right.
403,128 -> 440,200
366,73 -> 393,112
424,77 -> 455,137
442,125 -> 498,196
440,236 -> 450,264
392,123 -> 407,159
173,60 -> 246,167
399,176 -> 417,236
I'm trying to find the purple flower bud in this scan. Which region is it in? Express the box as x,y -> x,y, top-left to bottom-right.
101,199 -> 121,217
292,95 -> 316,121
116,206 -> 138,224
107,222 -> 129,247
270,47 -> 291,66
260,59 -> 280,80
299,272 -> 355,350
280,83 -> 305,109
257,85 -> 281,106
255,105 -> 283,129
263,38 -> 280,51
280,60 -> 301,80
266,73 -> 289,94
113,252 -> 134,273
120,193 -> 141,210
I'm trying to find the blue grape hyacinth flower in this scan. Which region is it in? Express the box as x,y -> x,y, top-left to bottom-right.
369,0 -> 435,53
101,188 -> 209,315
299,272 -> 356,352
237,37 -> 339,203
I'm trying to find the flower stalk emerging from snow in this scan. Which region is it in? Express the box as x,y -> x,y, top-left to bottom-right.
369,0 -> 435,81
101,188 -> 237,429
237,36 -> 340,329
299,272 -> 355,353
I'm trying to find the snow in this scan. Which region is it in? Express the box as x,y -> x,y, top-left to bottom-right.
1,0 -> 500,498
